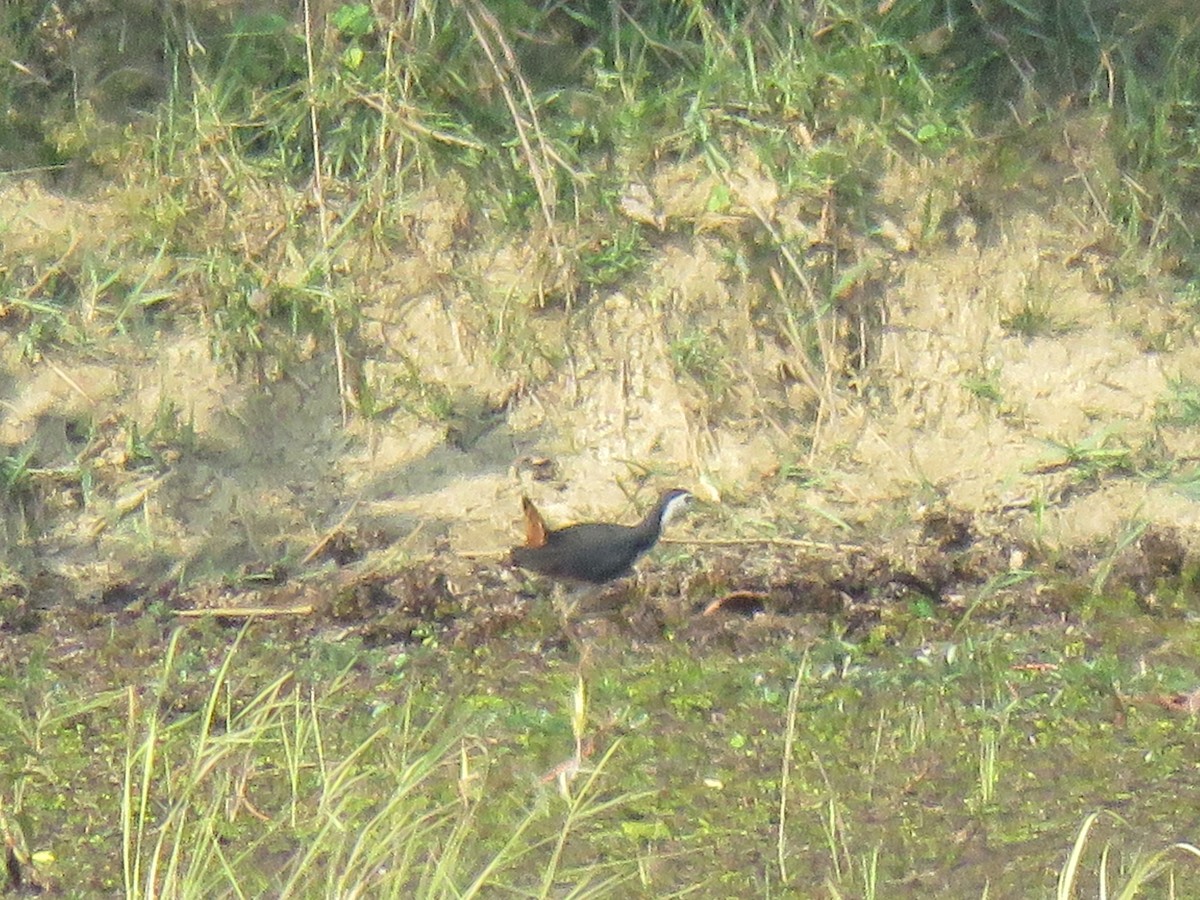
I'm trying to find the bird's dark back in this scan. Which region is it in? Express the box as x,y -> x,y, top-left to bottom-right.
510,522 -> 653,584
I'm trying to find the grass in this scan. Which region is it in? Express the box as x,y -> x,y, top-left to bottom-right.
580,228 -> 650,291
5,1 -> 1200,896
1057,811 -> 1200,900
5,600 -> 1200,896
963,367 -> 1004,405
1001,265 -> 1074,339
1035,429 -> 1137,481
1002,299 -> 1067,340
668,328 -> 733,404
1156,377 -> 1200,428
3,1 -> 1198,408
115,626 -> 653,897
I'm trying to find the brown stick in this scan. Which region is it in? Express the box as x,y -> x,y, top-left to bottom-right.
177,606 -> 314,618
662,536 -> 862,552
301,499 -> 361,565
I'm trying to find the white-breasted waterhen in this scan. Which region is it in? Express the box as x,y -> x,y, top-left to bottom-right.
509,488 -> 692,585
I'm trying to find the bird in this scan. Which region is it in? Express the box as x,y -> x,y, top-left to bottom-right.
509,488 -> 692,585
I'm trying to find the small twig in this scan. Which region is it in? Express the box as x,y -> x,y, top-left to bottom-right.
23,233 -> 81,298
457,548 -> 510,560
234,790 -> 272,824
662,536 -> 863,552
177,605 -> 314,618
301,499 -> 360,566
88,477 -> 167,538
45,358 -> 94,405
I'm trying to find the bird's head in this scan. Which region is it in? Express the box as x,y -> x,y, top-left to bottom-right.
657,488 -> 693,529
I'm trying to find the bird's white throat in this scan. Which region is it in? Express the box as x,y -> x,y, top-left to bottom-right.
659,492 -> 691,528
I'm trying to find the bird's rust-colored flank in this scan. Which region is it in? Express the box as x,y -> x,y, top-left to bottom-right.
521,496 -> 548,549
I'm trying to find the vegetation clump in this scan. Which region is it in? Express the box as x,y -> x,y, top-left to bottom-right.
2,1 -> 1200,895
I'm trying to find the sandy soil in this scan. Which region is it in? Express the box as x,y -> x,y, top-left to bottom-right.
1,146 -> 1198,631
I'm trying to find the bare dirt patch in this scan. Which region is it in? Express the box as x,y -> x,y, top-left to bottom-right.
3,143 -> 1200,654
